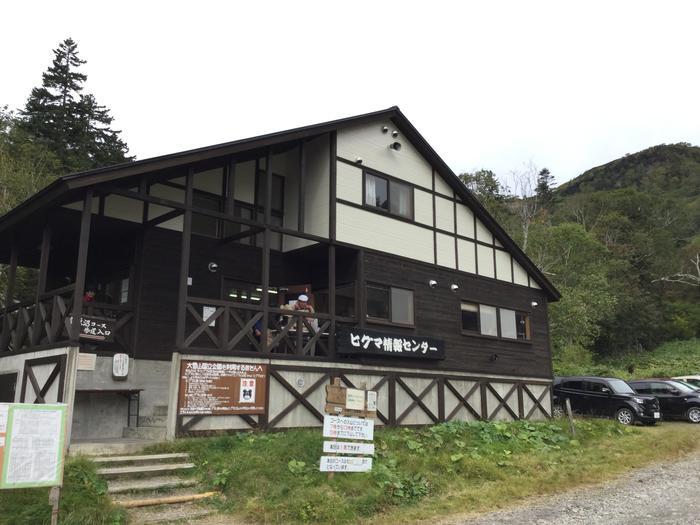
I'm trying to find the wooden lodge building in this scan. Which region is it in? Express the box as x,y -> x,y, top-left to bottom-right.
0,107 -> 559,442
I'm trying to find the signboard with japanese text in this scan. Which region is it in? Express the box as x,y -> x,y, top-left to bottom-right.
336,327 -> 445,360
77,315 -> 114,342
322,415 -> 374,441
320,456 -> 372,472
323,441 -> 375,455
178,360 -> 268,416
325,383 -> 377,418
0,403 -> 67,489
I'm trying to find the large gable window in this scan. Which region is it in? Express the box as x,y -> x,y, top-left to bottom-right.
364,171 -> 414,220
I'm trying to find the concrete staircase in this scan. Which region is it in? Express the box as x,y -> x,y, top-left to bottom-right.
93,451 -> 218,524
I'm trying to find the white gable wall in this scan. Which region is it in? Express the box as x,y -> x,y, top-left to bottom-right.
335,117 -> 543,291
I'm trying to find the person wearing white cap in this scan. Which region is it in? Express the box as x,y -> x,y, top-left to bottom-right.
294,294 -> 315,314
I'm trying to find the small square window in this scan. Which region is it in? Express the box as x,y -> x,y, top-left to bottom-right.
366,284 -> 414,325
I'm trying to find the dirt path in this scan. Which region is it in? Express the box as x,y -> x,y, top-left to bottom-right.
453,449 -> 700,525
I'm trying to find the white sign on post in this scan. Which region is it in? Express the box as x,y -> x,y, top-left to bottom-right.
322,415 -> 374,441
323,441 -> 375,455
320,456 -> 373,472
0,403 -> 68,489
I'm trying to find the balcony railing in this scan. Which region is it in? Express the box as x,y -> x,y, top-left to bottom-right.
183,296 -> 354,357
0,284 -> 134,354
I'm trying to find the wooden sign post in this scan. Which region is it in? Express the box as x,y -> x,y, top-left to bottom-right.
320,379 -> 376,479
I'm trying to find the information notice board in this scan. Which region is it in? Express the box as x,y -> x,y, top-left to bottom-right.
0,403 -> 67,489
178,360 -> 268,416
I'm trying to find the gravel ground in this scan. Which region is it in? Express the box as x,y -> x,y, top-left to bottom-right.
454,449 -> 700,525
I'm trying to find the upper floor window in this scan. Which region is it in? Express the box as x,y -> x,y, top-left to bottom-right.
460,301 -> 530,341
366,284 -> 414,326
364,172 -> 414,220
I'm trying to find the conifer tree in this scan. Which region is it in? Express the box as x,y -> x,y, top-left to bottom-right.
20,38 -> 132,174
535,168 -> 556,209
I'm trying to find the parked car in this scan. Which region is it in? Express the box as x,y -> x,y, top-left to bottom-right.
672,375 -> 700,389
628,379 -> 700,423
553,376 -> 661,425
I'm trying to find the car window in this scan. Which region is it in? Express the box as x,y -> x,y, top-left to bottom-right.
676,380 -> 700,392
651,382 -> 673,394
631,382 -> 651,394
561,381 -> 583,390
585,381 -> 606,393
687,379 -> 700,387
667,380 -> 695,393
607,379 -> 635,394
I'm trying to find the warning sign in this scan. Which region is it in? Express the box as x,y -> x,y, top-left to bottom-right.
178,360 -> 268,416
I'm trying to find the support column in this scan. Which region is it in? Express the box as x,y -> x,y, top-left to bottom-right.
1,244 -> 18,351
298,140 -> 305,233
32,222 -> 53,344
261,148 -> 272,351
176,168 -> 194,348
225,156 -> 236,217
328,244 -> 336,357
70,190 -> 93,340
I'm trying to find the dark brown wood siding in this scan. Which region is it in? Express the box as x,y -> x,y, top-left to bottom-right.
134,228 -> 552,379
358,251 -> 552,379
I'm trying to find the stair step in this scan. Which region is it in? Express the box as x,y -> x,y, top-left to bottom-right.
108,476 -> 198,494
127,503 -> 214,524
98,462 -> 195,476
116,491 -> 217,508
93,453 -> 189,464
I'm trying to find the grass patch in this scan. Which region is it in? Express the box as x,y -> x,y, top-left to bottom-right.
0,457 -> 126,525
144,419 -> 700,524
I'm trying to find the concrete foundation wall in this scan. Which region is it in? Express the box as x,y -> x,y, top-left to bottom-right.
72,355 -> 171,440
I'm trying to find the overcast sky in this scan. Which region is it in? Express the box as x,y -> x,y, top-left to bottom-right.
3,1 -> 700,186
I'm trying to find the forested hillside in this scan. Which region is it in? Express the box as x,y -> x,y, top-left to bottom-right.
462,144 -> 700,369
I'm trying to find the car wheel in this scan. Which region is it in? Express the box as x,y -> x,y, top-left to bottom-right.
686,407 -> 700,424
552,404 -> 565,418
616,407 -> 635,425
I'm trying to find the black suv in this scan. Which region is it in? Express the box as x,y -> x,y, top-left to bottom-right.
628,379 -> 700,423
553,376 -> 660,425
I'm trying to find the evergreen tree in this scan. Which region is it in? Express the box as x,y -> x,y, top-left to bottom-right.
535,167 -> 556,208
20,38 -> 132,174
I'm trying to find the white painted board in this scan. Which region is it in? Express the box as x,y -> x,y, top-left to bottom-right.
323,441 -> 375,455
345,388 -> 365,410
366,391 -> 377,412
323,415 -> 374,441
320,456 -> 373,472
77,352 -> 96,371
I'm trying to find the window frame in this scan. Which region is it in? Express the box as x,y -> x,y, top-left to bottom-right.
362,169 -> 415,221
460,301 -> 481,334
365,282 -> 416,327
459,299 -> 532,343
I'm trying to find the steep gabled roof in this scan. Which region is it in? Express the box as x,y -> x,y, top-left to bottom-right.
0,106 -> 560,300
